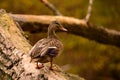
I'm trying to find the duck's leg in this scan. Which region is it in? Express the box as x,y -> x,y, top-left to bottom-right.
36,62 -> 44,69
49,58 -> 53,70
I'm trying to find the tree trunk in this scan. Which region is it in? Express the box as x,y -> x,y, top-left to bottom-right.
0,9 -> 84,80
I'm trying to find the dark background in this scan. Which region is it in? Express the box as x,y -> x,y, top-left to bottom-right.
0,0 -> 120,80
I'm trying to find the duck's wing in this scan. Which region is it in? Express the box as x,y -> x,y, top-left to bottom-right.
30,38 -> 63,59
40,39 -> 63,56
29,38 -> 49,59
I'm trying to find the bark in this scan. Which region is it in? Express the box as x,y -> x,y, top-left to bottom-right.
0,10 -> 84,80
10,14 -> 120,48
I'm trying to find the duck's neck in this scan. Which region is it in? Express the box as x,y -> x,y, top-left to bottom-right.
47,28 -> 57,39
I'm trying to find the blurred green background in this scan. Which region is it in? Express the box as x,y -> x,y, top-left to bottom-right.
0,0 -> 120,80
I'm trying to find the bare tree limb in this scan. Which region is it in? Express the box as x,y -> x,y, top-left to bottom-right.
40,0 -> 62,16
85,0 -> 94,22
0,10 -> 84,80
10,14 -> 120,48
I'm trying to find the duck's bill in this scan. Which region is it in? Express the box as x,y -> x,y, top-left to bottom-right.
60,27 -> 68,31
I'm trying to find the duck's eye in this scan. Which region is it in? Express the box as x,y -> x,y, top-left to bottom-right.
53,21 -> 59,24
55,22 -> 59,25
52,21 -> 61,28
54,23 -> 60,27
56,24 -> 61,29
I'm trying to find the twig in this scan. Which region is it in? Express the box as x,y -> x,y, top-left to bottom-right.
85,0 -> 94,22
40,0 -> 62,16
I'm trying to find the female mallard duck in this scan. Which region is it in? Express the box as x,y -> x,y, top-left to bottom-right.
29,21 -> 67,70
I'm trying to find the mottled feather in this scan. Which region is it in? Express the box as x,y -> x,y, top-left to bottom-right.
29,21 -> 67,69
29,38 -> 63,62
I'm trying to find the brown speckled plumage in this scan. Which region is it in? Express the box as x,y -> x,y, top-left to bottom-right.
29,21 -> 67,70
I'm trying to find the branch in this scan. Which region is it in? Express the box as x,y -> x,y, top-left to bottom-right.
0,10 -> 84,80
10,14 -> 120,48
85,0 -> 94,22
40,0 -> 62,16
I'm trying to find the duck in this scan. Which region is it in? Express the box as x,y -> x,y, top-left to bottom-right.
29,20 -> 67,70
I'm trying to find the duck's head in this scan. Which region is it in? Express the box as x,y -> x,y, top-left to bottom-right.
49,21 -> 67,32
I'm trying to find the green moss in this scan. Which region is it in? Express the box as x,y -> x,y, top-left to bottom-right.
0,69 -> 12,80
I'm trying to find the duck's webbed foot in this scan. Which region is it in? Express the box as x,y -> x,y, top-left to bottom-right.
49,66 -> 53,70
36,62 -> 44,69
